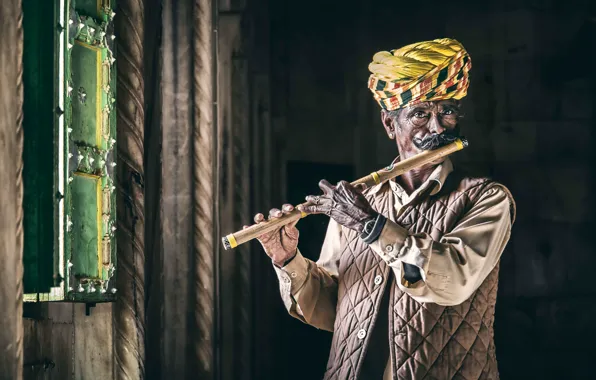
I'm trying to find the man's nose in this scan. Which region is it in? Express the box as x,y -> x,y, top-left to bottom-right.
428,115 -> 445,134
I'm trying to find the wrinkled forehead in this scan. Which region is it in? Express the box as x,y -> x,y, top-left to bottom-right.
402,99 -> 460,111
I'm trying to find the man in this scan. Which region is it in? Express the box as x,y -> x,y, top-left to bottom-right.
251,38 -> 516,379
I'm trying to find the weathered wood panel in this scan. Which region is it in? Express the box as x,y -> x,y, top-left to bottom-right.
161,0 -> 194,376
192,0 -> 217,378
143,0 -> 163,378
218,12 -> 252,380
23,319 -> 51,380
47,286 -> 74,379
49,323 -> 73,380
74,303 -> 113,380
114,0 -> 147,376
0,0 -> 21,377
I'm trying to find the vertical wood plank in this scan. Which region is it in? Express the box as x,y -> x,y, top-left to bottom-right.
46,304 -> 73,380
22,319 -> 42,380
143,0 -> 164,378
74,303 -> 113,380
15,0 -> 24,375
49,322 -> 72,380
217,14 -> 238,380
161,0 -> 194,377
114,0 -> 147,376
231,42 -> 251,380
0,0 -> 20,377
192,0 -> 217,377
47,303 -> 73,324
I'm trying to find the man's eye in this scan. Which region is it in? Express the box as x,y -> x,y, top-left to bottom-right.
442,110 -> 457,116
414,111 -> 426,118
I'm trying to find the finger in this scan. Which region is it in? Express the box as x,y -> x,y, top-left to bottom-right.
305,195 -> 319,204
287,217 -> 300,229
284,223 -> 299,239
269,208 -> 282,219
337,180 -> 358,200
254,213 -> 265,224
305,195 -> 331,205
318,179 -> 335,196
281,204 -> 294,213
301,205 -> 331,215
337,180 -> 352,190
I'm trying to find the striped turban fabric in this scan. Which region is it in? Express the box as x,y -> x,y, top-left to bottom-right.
367,38 -> 472,111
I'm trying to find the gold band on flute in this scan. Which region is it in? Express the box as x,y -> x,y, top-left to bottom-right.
221,138 -> 468,250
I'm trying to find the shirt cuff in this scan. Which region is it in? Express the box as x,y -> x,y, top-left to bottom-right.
369,218 -> 408,264
276,250 -> 310,294
369,219 -> 430,289
361,214 -> 387,244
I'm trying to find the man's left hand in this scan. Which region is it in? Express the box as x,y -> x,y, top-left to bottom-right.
299,180 -> 378,233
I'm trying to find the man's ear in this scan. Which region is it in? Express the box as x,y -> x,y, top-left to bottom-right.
381,109 -> 395,138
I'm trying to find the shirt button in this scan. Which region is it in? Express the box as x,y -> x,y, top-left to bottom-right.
290,272 -> 297,278
374,275 -> 383,285
357,329 -> 367,339
385,245 -> 393,253
283,276 -> 291,284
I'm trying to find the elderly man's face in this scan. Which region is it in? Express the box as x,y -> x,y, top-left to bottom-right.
381,99 -> 462,159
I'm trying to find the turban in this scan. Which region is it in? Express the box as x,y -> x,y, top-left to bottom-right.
367,38 -> 472,111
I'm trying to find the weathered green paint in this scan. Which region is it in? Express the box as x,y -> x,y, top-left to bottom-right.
23,0 -> 117,303
71,173 -> 101,278
71,42 -> 106,148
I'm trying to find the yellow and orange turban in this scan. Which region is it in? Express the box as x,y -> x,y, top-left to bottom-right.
367,38 -> 472,111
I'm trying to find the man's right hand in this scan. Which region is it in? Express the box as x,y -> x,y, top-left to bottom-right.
246,204 -> 299,267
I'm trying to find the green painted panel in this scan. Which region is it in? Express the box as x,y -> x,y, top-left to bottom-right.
71,42 -> 105,149
63,0 -> 117,301
23,0 -> 117,302
71,173 -> 101,278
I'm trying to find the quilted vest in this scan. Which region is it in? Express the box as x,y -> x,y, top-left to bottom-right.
323,173 -> 514,380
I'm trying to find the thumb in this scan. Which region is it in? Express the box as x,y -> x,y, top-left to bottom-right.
284,211 -> 304,230
287,212 -> 302,229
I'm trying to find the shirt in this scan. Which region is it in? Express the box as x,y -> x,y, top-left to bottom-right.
273,158 -> 513,379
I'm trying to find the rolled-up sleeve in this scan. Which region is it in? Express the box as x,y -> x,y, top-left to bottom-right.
273,219 -> 343,331
369,185 -> 513,306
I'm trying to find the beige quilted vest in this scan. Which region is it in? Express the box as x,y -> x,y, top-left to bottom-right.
323,173 -> 515,380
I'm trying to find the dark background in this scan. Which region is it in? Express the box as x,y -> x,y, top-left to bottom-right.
252,0 -> 596,379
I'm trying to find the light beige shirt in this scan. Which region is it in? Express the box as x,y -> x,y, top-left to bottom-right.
274,158 -> 513,379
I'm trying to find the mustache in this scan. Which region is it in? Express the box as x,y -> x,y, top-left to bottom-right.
413,132 -> 460,151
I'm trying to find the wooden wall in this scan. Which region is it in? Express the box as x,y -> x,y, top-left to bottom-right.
21,0 -> 274,378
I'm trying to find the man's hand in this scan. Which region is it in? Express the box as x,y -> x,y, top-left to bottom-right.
299,180 -> 378,233
247,204 -> 299,267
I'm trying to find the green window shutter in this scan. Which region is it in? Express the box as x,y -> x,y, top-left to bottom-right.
23,0 -> 117,303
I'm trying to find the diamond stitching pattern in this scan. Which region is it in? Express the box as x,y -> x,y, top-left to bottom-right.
323,177 -> 504,380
